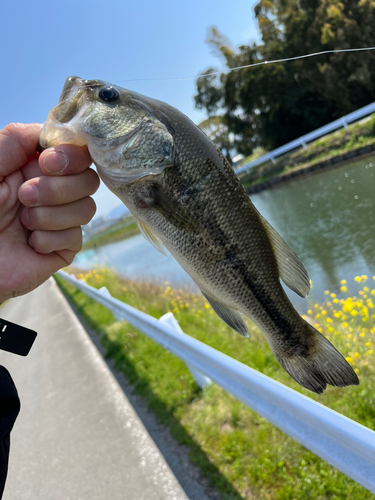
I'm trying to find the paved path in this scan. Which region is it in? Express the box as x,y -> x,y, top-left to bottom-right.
0,279 -> 199,500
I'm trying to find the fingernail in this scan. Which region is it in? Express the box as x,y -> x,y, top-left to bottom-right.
19,184 -> 38,206
43,149 -> 69,173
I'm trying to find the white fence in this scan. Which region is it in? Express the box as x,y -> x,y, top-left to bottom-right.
56,270 -> 375,494
236,101 -> 375,175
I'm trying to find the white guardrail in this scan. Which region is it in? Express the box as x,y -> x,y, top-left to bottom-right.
56,270 -> 375,493
236,101 -> 375,175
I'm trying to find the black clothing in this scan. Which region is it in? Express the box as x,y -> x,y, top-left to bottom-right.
0,366 -> 20,498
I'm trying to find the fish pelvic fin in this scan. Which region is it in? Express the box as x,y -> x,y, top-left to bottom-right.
136,219 -> 167,255
260,215 -> 310,298
201,292 -> 249,337
274,324 -> 359,394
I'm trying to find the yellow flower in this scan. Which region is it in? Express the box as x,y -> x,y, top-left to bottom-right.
365,342 -> 371,347
333,298 -> 339,304
321,310 -> 327,316
341,286 -> 347,293
324,290 -> 330,295
204,303 -> 210,310
342,322 -> 349,328
367,350 -> 373,355
330,293 -> 336,298
307,310 -> 313,315
372,290 -> 375,296
328,327 -> 334,333
360,332 -> 365,337
354,352 -> 359,358
340,280 -> 347,285
326,317 -> 333,323
361,275 -> 368,281
364,287 -> 370,292
354,276 -> 362,283
355,368 -> 359,374
345,356 -> 353,363
351,310 -> 358,317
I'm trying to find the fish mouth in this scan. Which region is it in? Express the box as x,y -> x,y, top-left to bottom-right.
38,76 -> 104,152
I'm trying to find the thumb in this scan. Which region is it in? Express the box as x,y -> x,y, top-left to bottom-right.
0,123 -> 43,178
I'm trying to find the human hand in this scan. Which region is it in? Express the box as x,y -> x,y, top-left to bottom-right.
0,123 -> 99,304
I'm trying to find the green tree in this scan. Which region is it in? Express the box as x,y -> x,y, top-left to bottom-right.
195,1 -> 375,154
198,115 -> 234,163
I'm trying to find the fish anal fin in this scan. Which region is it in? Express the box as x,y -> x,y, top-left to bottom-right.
136,219 -> 167,256
260,215 -> 310,298
201,292 -> 249,338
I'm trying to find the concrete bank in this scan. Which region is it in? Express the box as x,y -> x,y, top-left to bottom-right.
0,279 -> 206,500
244,144 -> 375,195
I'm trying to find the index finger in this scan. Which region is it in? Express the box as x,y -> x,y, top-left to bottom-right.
0,123 -> 42,177
38,144 -> 93,176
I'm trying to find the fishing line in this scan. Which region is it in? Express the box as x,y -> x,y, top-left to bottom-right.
114,46 -> 375,84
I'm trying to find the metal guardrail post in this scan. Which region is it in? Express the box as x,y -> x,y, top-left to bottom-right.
159,312 -> 212,388
342,118 -> 349,131
56,270 -> 375,493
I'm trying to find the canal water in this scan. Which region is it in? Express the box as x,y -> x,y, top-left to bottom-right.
75,155 -> 375,312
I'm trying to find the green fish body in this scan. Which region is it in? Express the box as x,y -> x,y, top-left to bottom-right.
39,77 -> 358,393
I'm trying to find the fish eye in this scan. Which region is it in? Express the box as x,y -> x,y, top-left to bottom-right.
99,86 -> 119,102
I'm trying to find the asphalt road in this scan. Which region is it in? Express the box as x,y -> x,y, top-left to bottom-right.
0,279 -> 202,500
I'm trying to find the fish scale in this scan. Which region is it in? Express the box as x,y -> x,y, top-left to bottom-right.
38,76 -> 359,394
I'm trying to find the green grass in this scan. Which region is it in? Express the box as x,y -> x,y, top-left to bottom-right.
55,267 -> 375,500
82,220 -> 139,250
239,115 -> 375,188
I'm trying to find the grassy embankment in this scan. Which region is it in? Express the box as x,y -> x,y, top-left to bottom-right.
238,114 -> 375,189
82,220 -> 139,250
56,267 -> 375,500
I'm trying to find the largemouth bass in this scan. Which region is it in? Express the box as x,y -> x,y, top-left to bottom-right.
39,76 -> 358,393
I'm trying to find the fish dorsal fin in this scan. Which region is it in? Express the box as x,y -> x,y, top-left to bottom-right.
136,219 -> 167,256
260,216 -> 310,298
201,292 -> 249,338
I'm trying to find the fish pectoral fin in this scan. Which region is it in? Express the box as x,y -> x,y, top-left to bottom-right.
136,219 -> 167,256
152,186 -> 200,233
260,215 -> 310,298
201,292 -> 249,338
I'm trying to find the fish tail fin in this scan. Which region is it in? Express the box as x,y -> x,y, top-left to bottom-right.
275,325 -> 359,394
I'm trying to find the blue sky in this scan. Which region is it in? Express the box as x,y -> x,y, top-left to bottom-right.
1,0 -> 259,218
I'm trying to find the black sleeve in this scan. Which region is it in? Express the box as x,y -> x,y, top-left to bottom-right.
0,366 -> 20,499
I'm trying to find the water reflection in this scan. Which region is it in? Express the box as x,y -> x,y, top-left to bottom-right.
251,156 -> 375,309
76,156 -> 375,311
